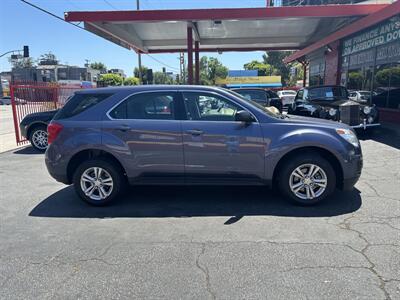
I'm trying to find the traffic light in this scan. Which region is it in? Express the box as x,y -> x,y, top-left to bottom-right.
23,46 -> 29,57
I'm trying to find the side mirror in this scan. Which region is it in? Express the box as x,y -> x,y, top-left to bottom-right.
235,110 -> 254,123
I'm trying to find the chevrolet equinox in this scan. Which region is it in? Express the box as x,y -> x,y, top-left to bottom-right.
45,86 -> 362,206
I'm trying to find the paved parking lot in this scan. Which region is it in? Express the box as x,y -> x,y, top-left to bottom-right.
0,106 -> 21,153
0,125 -> 399,299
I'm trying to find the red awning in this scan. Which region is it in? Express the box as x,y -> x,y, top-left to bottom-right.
64,4 -> 387,54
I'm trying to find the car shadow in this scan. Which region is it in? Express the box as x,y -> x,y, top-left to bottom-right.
358,123 -> 400,150
29,185 -> 361,221
13,146 -> 43,155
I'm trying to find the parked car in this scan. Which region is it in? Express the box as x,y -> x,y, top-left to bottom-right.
348,90 -> 374,104
0,96 -> 11,105
290,85 -> 380,130
20,110 -> 58,151
231,88 -> 283,112
277,90 -> 297,107
45,86 -> 363,206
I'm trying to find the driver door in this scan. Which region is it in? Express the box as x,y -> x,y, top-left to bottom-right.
180,91 -> 265,182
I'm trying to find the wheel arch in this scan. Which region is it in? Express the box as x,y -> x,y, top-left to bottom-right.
27,122 -> 48,139
272,146 -> 343,189
66,149 -> 127,184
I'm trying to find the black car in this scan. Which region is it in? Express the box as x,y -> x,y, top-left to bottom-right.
0,96 -> 11,105
231,88 -> 283,112
19,110 -> 58,151
290,85 -> 380,130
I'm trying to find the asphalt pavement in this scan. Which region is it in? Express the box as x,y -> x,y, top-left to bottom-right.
0,125 -> 399,299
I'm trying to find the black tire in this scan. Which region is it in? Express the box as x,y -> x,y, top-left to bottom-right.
277,153 -> 336,205
29,125 -> 48,152
73,159 -> 126,206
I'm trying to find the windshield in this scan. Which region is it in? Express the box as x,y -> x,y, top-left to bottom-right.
307,86 -> 348,101
223,89 -> 282,118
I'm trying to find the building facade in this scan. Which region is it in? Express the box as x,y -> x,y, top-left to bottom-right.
300,13 -> 400,123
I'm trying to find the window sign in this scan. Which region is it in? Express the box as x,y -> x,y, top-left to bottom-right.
342,16 -> 400,56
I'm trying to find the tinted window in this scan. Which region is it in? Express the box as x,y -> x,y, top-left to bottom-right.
54,93 -> 112,120
307,86 -> 348,100
110,92 -> 176,120
296,90 -> 304,100
266,90 -> 279,98
183,92 -> 240,121
234,90 -> 267,103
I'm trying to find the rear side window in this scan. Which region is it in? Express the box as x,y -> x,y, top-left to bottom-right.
234,90 -> 267,102
54,93 -> 112,120
266,91 -> 279,98
109,92 -> 176,120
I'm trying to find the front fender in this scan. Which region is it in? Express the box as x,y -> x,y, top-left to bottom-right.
264,127 -> 350,180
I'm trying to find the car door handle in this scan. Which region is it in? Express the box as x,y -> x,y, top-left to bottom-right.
185,129 -> 203,136
117,124 -> 131,132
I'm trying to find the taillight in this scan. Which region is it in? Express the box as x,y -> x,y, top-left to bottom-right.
47,122 -> 63,144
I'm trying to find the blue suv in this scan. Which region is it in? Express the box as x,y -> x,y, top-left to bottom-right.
45,86 -> 362,206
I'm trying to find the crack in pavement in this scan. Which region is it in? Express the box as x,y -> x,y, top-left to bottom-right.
195,243 -> 216,300
337,214 -> 393,300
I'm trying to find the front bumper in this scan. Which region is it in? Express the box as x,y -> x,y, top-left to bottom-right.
340,152 -> 363,191
351,121 -> 380,130
19,123 -> 28,139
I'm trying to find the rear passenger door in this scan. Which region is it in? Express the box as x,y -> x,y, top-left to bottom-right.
103,91 -> 184,182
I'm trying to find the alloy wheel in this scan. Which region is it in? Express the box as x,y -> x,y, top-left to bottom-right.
80,167 -> 114,201
289,163 -> 327,200
31,129 -> 48,150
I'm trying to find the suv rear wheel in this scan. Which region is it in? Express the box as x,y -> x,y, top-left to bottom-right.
73,159 -> 125,206
29,125 -> 48,152
278,153 -> 336,205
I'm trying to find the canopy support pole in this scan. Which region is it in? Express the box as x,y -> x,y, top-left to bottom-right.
187,26 -> 193,85
195,41 -> 200,85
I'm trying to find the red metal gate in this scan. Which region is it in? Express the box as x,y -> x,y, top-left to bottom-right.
10,82 -> 82,145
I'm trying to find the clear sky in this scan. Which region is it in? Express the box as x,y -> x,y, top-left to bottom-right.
0,0 -> 270,76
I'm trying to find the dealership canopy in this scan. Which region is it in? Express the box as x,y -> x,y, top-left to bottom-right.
64,4 -> 388,83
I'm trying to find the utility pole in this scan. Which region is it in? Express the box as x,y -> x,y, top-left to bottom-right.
136,0 -> 142,84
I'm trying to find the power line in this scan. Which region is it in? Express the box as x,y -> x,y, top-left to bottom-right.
102,0 -> 118,10
20,0 -> 180,73
144,54 -> 180,72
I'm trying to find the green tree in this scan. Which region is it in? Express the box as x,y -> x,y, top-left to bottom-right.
199,56 -> 228,85
8,57 -> 35,69
90,62 -> 107,71
154,72 -> 173,84
243,60 -> 274,76
124,76 -> 140,86
348,71 -> 364,90
376,67 -> 400,87
99,73 -> 123,86
262,51 -> 294,85
38,52 -> 58,65
134,66 -> 149,83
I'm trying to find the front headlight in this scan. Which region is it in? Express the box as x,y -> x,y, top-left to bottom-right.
329,108 -> 337,116
363,106 -> 372,114
336,128 -> 359,147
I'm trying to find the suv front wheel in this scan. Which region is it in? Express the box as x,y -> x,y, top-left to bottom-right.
73,159 -> 125,206
278,153 -> 336,205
